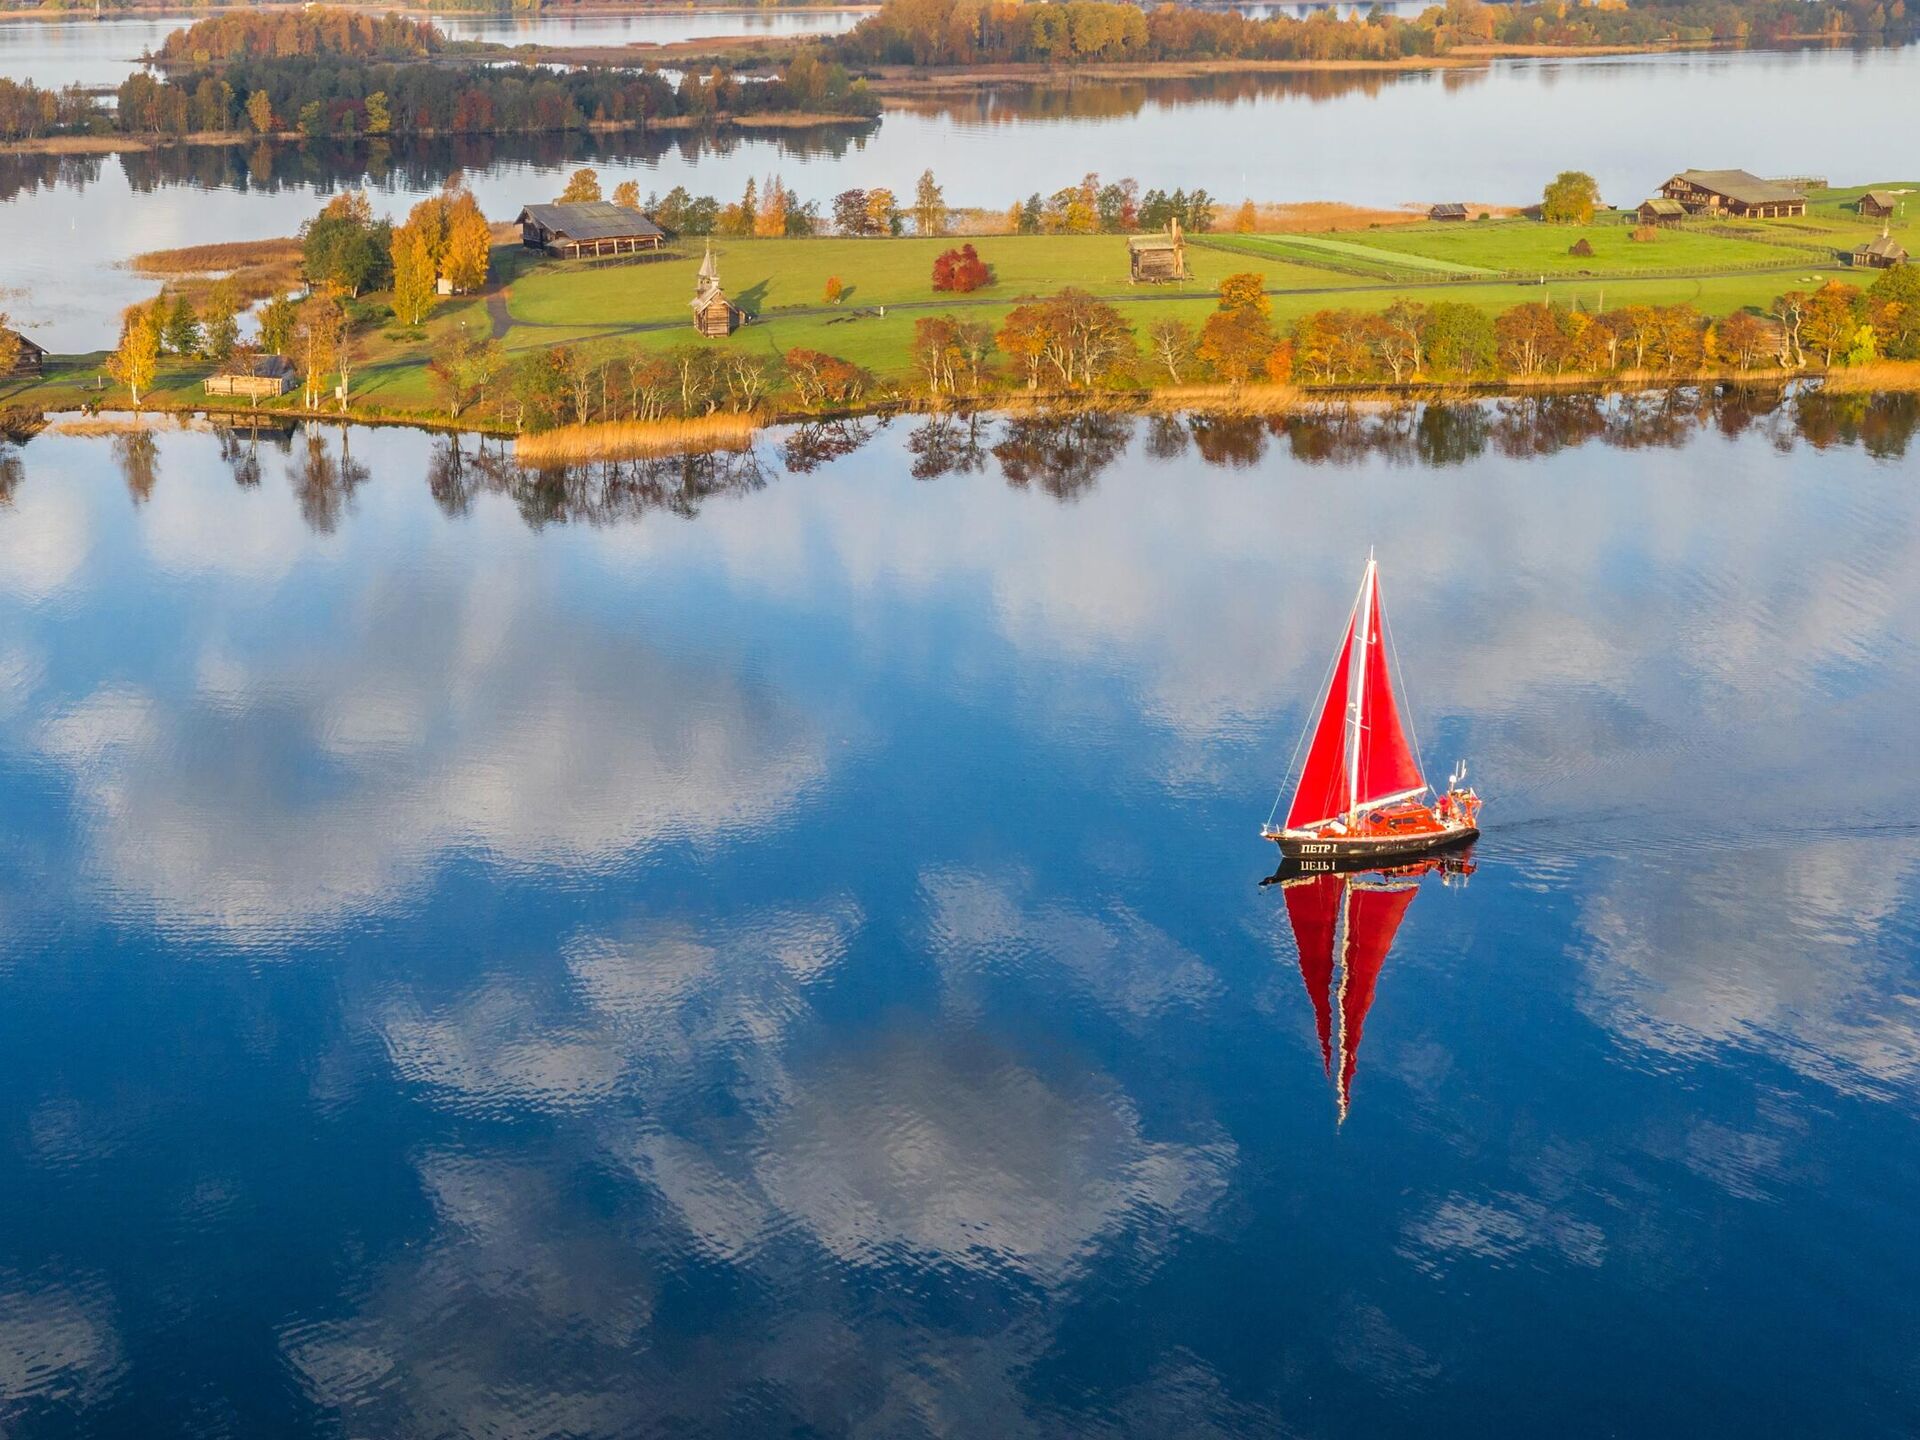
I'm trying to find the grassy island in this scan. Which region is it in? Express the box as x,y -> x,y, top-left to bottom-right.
6,177 -> 1917,452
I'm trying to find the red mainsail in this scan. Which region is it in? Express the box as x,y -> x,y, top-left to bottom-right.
1285,558 -> 1425,830
1283,874 -> 1341,1077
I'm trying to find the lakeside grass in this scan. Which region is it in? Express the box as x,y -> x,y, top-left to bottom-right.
11,195 -> 1913,426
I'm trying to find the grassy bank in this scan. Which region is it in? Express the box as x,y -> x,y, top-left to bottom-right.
7,192 -> 1912,437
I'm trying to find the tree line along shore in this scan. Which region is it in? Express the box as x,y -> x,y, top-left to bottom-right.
5,0 -> 1919,152
4,165 -> 1916,453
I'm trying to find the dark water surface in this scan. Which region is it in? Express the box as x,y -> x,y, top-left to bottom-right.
1,395 -> 1919,1437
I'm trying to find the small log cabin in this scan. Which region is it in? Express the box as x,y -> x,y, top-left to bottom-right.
1658,169 -> 1806,219
1636,197 -> 1687,227
1127,219 -> 1187,282
690,244 -> 742,337
518,201 -> 666,259
1857,191 -> 1898,219
204,354 -> 294,399
1428,203 -> 1469,222
4,329 -> 45,377
1852,232 -> 1909,270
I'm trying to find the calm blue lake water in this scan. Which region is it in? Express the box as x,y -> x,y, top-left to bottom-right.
1,395 -> 1919,1436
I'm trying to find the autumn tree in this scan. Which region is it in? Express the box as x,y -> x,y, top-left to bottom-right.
865,187 -> 900,237
1198,271 -> 1279,383
1541,170 -> 1600,225
754,174 -> 789,238
1148,317 -> 1196,381
1232,199 -> 1257,233
245,89 -> 274,134
612,179 -> 640,211
427,328 -> 506,421
931,244 -> 990,293
1714,311 -> 1774,369
824,275 -> 845,305
294,292 -> 346,408
107,298 -> 164,406
441,191 -> 492,294
0,312 -> 20,378
1799,281 -> 1862,367
912,169 -> 947,237
1867,263 -> 1920,359
559,167 -> 602,203
996,290 -> 1133,391
391,221 -> 437,326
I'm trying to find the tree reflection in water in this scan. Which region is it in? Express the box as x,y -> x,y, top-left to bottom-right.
905,411 -> 992,480
110,430 -> 160,505
992,411 -> 1132,499
36,388 -> 1912,538
783,417 -> 883,475
428,434 -> 773,529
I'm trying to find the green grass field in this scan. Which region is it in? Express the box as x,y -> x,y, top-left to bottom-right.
15,196 -> 1906,420
1342,216 -> 1826,276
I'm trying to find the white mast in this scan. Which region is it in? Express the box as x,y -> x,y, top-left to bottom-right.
1344,551 -> 1374,826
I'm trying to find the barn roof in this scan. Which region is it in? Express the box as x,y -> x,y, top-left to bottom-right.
1670,169 -> 1805,205
5,328 -> 46,358
1856,233 -> 1909,261
1429,202 -> 1469,218
1639,197 -> 1687,217
518,201 -> 664,241
1127,233 -> 1181,251
1861,190 -> 1899,208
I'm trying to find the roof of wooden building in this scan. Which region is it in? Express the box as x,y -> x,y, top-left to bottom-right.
1639,197 -> 1687,216
1861,190 -> 1899,207
1429,203 -> 1469,218
6,329 -> 47,358
1856,233 -> 1909,260
1127,233 -> 1181,251
1669,169 -> 1805,205
517,201 -> 665,241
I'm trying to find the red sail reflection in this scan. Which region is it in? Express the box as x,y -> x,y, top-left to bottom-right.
1274,853 -> 1472,1121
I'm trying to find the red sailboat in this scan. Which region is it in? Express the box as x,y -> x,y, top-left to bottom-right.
1263,551 -> 1480,863
1275,853 -> 1471,1121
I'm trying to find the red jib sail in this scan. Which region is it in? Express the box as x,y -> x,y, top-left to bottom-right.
1285,558 -> 1425,830
1336,879 -> 1418,1119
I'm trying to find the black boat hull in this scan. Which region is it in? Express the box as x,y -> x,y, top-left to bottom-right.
1273,825 -> 1478,867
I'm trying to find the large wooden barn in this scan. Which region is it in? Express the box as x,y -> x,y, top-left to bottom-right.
1127,219 -> 1188,283
690,244 -> 743,337
1658,169 -> 1807,219
517,201 -> 666,259
4,328 -> 45,377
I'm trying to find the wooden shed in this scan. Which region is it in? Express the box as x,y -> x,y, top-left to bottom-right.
1857,190 -> 1899,219
205,354 -> 295,400
517,201 -> 666,259
1636,197 -> 1687,227
1851,231 -> 1909,270
1658,169 -> 1806,219
4,329 -> 45,378
1127,219 -> 1187,283
1428,203 -> 1469,222
690,243 -> 742,337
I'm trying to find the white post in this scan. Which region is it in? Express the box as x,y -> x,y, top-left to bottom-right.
1344,555 -> 1373,825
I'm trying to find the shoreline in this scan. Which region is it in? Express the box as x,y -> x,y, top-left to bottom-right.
0,109 -> 873,157
9,366 -> 1913,453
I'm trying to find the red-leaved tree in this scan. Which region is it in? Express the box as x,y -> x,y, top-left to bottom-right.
931,244 -> 992,294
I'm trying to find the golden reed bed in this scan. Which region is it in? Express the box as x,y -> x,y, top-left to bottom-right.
513,415 -> 758,464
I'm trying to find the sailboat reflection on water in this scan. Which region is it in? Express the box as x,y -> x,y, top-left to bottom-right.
1264,851 -> 1474,1122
